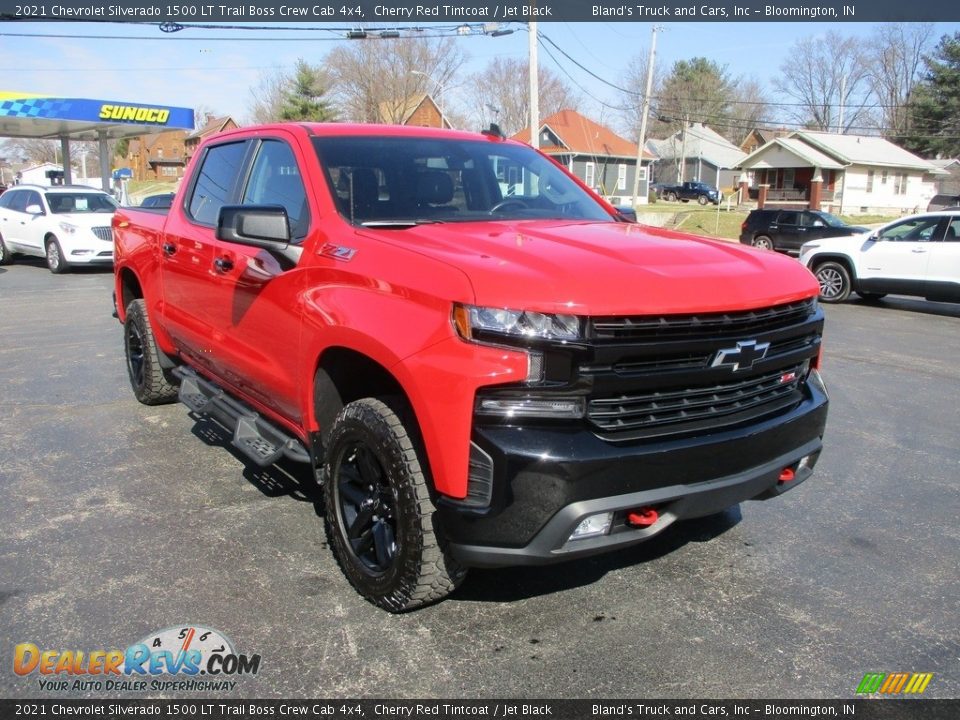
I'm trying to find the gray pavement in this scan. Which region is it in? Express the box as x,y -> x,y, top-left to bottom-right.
1,259 -> 957,699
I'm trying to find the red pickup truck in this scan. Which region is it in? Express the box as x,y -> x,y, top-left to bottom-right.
113,123 -> 828,611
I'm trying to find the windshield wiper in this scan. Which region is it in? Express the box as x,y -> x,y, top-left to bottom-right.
360,219 -> 444,228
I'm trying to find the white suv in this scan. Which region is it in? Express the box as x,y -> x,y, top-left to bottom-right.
799,210 -> 960,304
0,184 -> 118,273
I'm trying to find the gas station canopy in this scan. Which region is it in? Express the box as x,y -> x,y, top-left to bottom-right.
0,91 -> 194,190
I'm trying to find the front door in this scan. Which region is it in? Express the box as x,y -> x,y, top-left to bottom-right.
926,215 -> 960,302
856,215 -> 944,296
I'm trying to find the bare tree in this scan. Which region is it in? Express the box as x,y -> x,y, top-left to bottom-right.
248,69 -> 293,124
616,49 -> 662,141
774,32 -> 875,133
325,35 -> 466,124
725,78 -> 776,144
465,57 -> 581,137
1,138 -> 60,165
867,23 -> 935,137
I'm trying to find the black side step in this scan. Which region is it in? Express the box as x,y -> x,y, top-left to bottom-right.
173,367 -> 311,468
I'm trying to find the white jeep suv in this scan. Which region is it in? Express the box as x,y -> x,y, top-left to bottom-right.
0,184 -> 118,273
799,210 -> 960,304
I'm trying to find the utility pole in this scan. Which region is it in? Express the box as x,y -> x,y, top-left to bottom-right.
679,116 -> 689,184
529,20 -> 539,149
630,25 -> 659,207
837,74 -> 847,134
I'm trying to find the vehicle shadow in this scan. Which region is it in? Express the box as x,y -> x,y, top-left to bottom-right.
849,295 -> 960,319
453,508 -> 742,604
5,256 -> 114,273
185,410 -> 744,604
187,414 -> 314,502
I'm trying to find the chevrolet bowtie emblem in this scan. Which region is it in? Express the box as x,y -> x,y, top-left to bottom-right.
711,340 -> 771,371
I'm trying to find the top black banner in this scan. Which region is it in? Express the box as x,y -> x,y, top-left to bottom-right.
0,0 -> 958,23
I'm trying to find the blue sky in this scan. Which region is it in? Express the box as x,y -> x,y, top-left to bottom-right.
3,21 -> 960,128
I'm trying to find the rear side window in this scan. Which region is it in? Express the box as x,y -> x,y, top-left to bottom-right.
0,190 -> 16,209
187,141 -> 247,225
778,211 -> 800,225
241,140 -> 310,241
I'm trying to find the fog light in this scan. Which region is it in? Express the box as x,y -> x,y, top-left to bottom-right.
71,249 -> 95,256
569,512 -> 613,541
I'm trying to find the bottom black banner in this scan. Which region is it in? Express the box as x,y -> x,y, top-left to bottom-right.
1,700 -> 959,720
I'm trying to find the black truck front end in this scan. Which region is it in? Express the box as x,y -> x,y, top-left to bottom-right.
442,298 -> 829,566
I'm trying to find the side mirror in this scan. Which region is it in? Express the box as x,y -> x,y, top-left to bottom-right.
613,206 -> 637,223
25,204 -> 44,215
216,205 -> 301,267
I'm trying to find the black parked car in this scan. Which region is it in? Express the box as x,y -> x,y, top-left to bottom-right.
739,209 -> 868,254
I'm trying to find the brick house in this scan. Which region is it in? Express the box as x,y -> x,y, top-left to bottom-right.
184,116 -> 239,167
126,129 -> 189,183
377,94 -> 449,129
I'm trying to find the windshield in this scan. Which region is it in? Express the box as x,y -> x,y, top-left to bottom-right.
312,136 -> 614,225
45,192 -> 118,214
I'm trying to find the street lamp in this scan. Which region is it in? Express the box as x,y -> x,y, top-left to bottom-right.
411,70 -> 447,129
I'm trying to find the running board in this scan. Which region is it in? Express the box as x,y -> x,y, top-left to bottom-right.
173,367 -> 311,468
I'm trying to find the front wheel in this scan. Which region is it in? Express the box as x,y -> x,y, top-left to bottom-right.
45,236 -> 68,274
697,195 -> 708,205
814,261 -> 852,303
323,398 -> 465,612
123,299 -> 178,405
666,192 -> 677,202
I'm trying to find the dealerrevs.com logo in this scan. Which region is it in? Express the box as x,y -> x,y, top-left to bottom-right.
14,625 -> 260,693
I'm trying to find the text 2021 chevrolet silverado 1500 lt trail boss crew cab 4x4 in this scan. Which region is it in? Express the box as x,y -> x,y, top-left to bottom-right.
113,123 -> 829,611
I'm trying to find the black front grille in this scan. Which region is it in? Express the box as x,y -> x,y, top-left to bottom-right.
587,363 -> 806,438
589,299 -> 816,342
92,226 -> 112,242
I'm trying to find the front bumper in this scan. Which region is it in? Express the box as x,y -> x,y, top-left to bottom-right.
442,380 -> 828,567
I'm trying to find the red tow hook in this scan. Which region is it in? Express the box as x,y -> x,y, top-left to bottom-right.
626,507 -> 659,528
779,467 -> 796,484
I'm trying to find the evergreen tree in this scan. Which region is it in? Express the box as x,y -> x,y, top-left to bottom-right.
903,32 -> 960,158
278,60 -> 337,122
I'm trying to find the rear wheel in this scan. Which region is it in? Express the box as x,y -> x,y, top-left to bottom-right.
45,236 -> 68,274
0,234 -> 12,265
751,235 -> 774,251
666,192 -> 677,202
323,398 -> 465,612
814,261 -> 852,303
123,299 -> 178,405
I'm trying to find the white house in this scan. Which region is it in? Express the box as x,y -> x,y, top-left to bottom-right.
738,131 -> 945,215
16,162 -> 64,186
649,123 -> 747,191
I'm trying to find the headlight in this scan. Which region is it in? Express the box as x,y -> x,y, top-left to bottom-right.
453,304 -> 582,343
58,222 -> 78,234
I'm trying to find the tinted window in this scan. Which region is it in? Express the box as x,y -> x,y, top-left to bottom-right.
877,216 -> 943,242
241,140 -> 309,240
778,212 -> 800,225
187,141 -> 247,225
0,190 -> 15,209
943,218 -> 960,242
5,191 -> 29,212
24,190 -> 43,212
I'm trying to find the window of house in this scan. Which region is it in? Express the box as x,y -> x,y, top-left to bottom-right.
617,164 -> 627,191
866,170 -> 874,193
783,168 -> 795,189
638,166 -> 647,182
585,162 -> 595,189
895,173 -> 908,195
881,170 -> 888,185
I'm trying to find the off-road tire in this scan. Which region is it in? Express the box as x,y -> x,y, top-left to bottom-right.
0,234 -> 12,265
752,235 -> 774,251
123,299 -> 178,405
323,398 -> 466,612
45,236 -> 68,274
814,261 -> 852,303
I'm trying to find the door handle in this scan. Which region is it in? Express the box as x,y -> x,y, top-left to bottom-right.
162,242 -> 176,256
214,256 -> 233,272
911,248 -> 928,253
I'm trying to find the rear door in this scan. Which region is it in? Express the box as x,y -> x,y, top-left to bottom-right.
17,189 -> 47,252
774,211 -> 804,251
160,138 -> 250,370
0,189 -> 26,248
857,215 -> 943,296
926,215 -> 960,302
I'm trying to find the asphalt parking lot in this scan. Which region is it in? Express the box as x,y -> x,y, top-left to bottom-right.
1,259 -> 958,700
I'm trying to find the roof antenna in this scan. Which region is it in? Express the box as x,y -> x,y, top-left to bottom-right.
481,123 -> 505,140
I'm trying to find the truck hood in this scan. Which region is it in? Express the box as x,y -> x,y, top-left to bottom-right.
365,220 -> 819,316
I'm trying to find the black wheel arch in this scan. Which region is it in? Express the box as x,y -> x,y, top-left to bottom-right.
809,253 -> 860,290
